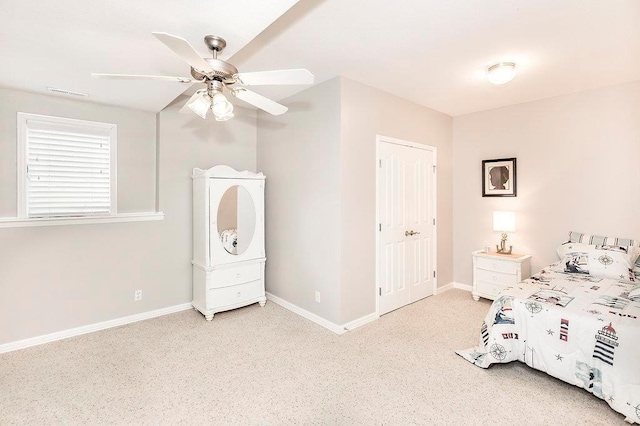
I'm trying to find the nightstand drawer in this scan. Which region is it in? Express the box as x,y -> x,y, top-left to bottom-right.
475,256 -> 517,275
210,264 -> 261,289
475,268 -> 519,285
475,280 -> 507,299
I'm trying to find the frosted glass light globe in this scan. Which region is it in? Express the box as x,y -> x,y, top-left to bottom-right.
211,93 -> 233,116
187,93 -> 212,119
488,62 -> 516,85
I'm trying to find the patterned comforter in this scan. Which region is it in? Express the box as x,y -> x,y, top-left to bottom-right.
457,266 -> 640,423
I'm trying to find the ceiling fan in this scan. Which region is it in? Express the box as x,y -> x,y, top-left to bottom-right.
93,33 -> 314,121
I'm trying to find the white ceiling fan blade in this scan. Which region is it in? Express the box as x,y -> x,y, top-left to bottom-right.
92,73 -> 193,83
179,91 -> 207,114
152,32 -> 213,74
233,89 -> 288,116
235,69 -> 314,86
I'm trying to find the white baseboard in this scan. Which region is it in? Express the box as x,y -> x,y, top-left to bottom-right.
0,302 -> 193,354
266,292 -> 345,334
436,282 -> 454,294
453,282 -> 473,292
436,282 -> 472,294
265,292 -> 379,335
343,312 -> 379,332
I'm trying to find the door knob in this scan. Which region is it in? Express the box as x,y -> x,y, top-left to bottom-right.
405,230 -> 420,236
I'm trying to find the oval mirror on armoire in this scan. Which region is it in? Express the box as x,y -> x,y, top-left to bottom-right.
216,185 -> 256,255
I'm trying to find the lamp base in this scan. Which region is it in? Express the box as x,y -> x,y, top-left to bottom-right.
496,232 -> 513,254
495,245 -> 513,255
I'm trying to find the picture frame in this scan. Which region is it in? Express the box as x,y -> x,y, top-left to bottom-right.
482,158 -> 517,197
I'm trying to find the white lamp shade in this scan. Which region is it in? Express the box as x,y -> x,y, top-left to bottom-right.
493,211 -> 516,232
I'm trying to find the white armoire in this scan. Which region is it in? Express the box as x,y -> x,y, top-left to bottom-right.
191,165 -> 266,320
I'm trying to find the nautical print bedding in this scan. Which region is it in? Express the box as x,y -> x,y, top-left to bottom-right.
457,265 -> 640,423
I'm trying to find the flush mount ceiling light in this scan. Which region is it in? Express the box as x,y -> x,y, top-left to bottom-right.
487,62 -> 516,85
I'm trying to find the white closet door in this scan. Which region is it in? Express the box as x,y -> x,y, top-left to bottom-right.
378,140 -> 436,315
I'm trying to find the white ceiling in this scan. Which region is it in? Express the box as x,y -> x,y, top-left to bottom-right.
229,0 -> 640,116
2,1 -> 639,116
0,0 -> 299,112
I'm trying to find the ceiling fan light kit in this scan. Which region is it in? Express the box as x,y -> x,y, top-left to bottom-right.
488,62 -> 516,85
92,33 -> 315,120
211,92 -> 233,117
214,110 -> 234,122
187,91 -> 212,119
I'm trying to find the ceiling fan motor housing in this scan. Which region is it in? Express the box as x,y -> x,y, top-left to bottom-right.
191,35 -> 237,83
190,58 -> 238,82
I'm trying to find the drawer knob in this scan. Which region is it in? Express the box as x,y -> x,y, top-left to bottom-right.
236,273 -> 241,278
492,276 -> 497,281
236,291 -> 241,297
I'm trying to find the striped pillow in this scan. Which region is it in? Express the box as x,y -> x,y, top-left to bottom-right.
567,231 -> 640,278
567,231 -> 638,250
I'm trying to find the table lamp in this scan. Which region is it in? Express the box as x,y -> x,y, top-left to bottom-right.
493,211 -> 516,254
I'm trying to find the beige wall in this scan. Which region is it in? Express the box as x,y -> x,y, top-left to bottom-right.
257,77 -> 454,325
257,78 -> 343,324
340,77 -> 453,323
0,88 -> 257,345
0,87 -> 157,344
453,80 -> 640,285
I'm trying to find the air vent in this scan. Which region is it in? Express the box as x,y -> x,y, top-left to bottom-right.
47,87 -> 89,97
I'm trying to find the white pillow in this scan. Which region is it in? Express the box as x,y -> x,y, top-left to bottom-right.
555,242 -> 637,283
567,231 -> 640,263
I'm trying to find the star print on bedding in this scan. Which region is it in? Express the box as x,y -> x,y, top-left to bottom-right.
456,266 -> 640,423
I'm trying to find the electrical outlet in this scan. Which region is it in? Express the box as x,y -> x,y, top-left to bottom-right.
315,291 -> 321,303
134,290 -> 142,301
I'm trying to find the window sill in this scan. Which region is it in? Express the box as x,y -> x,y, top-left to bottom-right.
0,212 -> 164,228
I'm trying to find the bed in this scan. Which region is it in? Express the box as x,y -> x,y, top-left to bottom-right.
457,232 -> 640,423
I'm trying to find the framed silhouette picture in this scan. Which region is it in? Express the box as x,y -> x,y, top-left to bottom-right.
482,158 -> 517,197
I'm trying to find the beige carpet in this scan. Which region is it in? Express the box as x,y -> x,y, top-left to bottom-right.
0,290 -> 625,425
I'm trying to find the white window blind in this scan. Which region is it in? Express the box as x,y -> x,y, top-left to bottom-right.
19,114 -> 117,218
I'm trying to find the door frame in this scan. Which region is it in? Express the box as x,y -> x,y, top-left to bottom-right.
375,135 -> 438,316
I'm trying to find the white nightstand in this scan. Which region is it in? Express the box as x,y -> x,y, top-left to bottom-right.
472,250 -> 532,301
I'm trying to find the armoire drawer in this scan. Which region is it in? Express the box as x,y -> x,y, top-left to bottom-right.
208,280 -> 264,307
209,264 -> 261,289
474,268 -> 519,286
475,256 -> 517,275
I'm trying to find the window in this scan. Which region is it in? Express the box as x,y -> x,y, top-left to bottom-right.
17,113 -> 117,218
